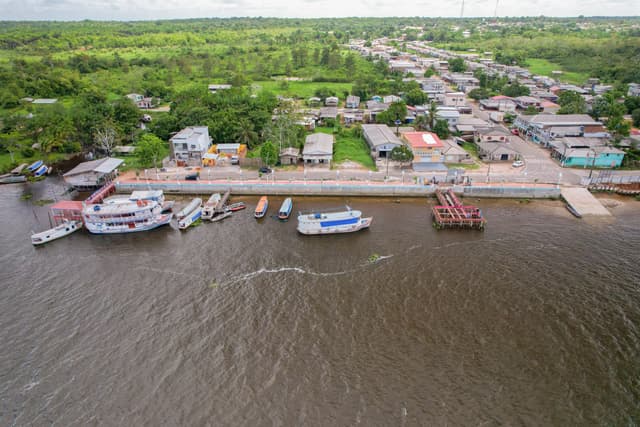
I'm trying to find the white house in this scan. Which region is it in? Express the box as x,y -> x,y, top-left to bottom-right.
170,126 -> 211,166
443,92 -> 467,108
303,133 -> 334,165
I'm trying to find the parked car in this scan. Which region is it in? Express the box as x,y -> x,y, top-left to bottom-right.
231,155 -> 239,165
259,166 -> 272,174
512,160 -> 525,168
511,128 -> 519,136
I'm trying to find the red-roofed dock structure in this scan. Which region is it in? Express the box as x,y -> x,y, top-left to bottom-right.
432,189 -> 485,230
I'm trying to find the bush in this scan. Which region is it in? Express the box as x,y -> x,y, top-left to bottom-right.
21,147 -> 35,158
62,141 -> 82,153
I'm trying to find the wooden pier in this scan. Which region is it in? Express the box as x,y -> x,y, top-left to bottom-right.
432,189 -> 485,230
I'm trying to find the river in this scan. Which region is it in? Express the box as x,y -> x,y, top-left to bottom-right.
1,179 -> 639,426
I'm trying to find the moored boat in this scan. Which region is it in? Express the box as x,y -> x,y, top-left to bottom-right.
33,165 -> 48,177
26,160 -> 43,172
0,174 -> 27,184
202,193 -> 222,220
82,199 -> 172,234
210,211 -> 232,223
297,207 -> 372,235
226,202 -> 246,212
129,190 -> 165,204
178,206 -> 202,230
31,220 -> 82,245
254,196 -> 268,218
160,200 -> 175,213
278,198 -> 293,220
176,198 -> 202,220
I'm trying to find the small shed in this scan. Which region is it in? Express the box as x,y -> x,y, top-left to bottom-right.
279,147 -> 301,165
476,142 -> 519,161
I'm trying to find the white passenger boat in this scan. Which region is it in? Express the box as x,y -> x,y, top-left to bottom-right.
176,198 -> 202,220
297,207 -> 372,235
129,190 -> 165,204
178,206 -> 202,230
201,193 -> 222,220
82,199 -> 172,234
31,220 -> 82,245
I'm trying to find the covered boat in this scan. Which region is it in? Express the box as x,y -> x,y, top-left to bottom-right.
26,160 -> 43,172
82,200 -> 172,234
33,164 -> 48,177
226,202 -> 246,212
254,196 -> 268,218
201,193 -> 222,220
31,220 -> 82,245
297,207 -> 372,235
176,198 -> 202,220
178,206 -> 202,230
278,198 -> 293,220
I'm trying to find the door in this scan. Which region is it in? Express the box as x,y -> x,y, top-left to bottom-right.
501,154 -> 509,161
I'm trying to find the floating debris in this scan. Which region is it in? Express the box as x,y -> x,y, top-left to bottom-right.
20,193 -> 33,200
368,253 -> 381,263
34,199 -> 54,206
209,281 -> 218,289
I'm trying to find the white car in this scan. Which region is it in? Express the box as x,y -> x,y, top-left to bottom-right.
512,160 -> 525,168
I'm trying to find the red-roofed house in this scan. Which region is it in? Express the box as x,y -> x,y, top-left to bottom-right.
402,132 -> 446,170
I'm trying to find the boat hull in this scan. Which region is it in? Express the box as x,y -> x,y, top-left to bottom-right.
0,175 -> 27,184
31,221 -> 82,245
297,217 -> 372,235
85,213 -> 173,234
178,207 -> 202,230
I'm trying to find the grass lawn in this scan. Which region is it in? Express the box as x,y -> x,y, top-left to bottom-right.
461,142 -> 480,160
447,162 -> 480,170
316,126 -> 376,170
252,80 -> 353,100
525,58 -> 588,85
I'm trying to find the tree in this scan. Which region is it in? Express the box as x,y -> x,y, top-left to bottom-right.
260,141 -> 278,166
502,83 -> 530,98
606,103 -> 631,139
136,133 -> 166,169
558,90 -> 587,114
433,119 -> 450,139
468,88 -> 491,101
413,115 -> 429,131
427,101 -> 438,130
632,108 -> 640,127
233,119 -> 259,148
390,145 -> 414,168
449,57 -> 466,73
94,124 -> 118,157
404,88 -> 426,106
523,105 -> 539,115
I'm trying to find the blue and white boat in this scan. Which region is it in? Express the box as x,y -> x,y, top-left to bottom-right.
297,206 -> 372,235
176,198 -> 202,220
27,160 -> 43,172
178,205 -> 202,230
33,164 -> 48,177
278,198 -> 293,220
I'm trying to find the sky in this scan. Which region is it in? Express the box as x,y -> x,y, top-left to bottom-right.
1,0 -> 638,21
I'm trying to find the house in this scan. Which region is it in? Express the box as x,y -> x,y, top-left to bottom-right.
325,96 -> 339,107
441,139 -> 472,164
383,95 -> 402,104
279,147 -> 301,165
63,157 -> 124,191
476,127 -> 512,143
296,117 -> 316,131
480,97 -> 517,112
343,109 -> 365,125
216,143 -> 241,156
513,96 -> 542,111
303,133 -> 334,165
514,114 -> 607,146
208,84 -> 232,94
443,92 -> 467,108
435,107 -> 460,128
628,83 -> 640,98
456,115 -> 492,136
307,97 -> 322,107
541,101 -> 561,114
476,142 -> 519,162
126,93 -> 153,109
346,95 -> 360,109
361,124 -> 403,158
319,107 -> 338,121
549,137 -> 625,168
402,132 -> 447,171
170,126 -> 211,166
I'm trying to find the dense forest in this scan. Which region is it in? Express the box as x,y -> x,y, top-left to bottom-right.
0,17 -> 639,172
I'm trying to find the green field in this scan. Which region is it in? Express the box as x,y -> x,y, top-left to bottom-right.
525,58 -> 588,85
316,127 -> 376,170
252,81 -> 353,100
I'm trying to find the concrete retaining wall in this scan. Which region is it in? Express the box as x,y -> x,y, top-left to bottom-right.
115,181 -> 561,199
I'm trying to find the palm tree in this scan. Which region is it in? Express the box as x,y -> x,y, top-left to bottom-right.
414,115 -> 429,131
234,119 -> 258,148
427,101 -> 438,131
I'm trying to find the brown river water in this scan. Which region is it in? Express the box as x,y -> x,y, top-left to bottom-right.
1,179 -> 639,426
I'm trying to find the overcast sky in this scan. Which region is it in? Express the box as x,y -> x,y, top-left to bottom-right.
1,0 -> 639,21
